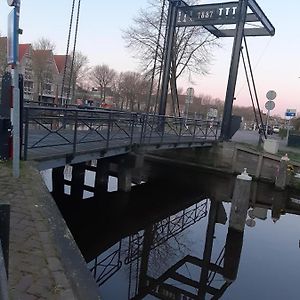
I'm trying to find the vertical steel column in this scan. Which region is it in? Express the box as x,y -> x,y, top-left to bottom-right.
220,0 -> 248,140
198,200 -> 218,298
158,0 -> 178,117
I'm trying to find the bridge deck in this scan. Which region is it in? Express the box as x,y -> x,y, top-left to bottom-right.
23,107 -> 219,169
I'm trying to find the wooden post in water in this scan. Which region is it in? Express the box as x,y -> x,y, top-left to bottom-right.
71,162 -> 86,200
52,166 -> 65,196
229,168 -> 252,232
275,154 -> 289,190
94,159 -> 110,199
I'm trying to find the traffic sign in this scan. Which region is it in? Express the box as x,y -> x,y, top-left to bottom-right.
265,100 -> 275,111
266,90 -> 277,101
285,109 -> 296,117
185,87 -> 194,104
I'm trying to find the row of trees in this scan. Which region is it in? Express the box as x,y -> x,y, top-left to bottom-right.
0,0 -> 265,123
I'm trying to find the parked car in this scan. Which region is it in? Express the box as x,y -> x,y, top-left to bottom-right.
258,125 -> 273,135
273,126 -> 280,133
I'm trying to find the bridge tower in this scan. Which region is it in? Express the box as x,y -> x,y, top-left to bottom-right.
159,0 -> 275,140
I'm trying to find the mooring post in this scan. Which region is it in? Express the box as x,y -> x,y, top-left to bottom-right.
52,166 -> 65,196
94,159 -> 110,199
223,228 -> 244,282
229,168 -> 252,231
275,154 -> 289,190
271,191 -> 286,223
71,162 -> 86,200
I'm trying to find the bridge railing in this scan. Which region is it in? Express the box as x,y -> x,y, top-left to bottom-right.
22,106 -> 219,160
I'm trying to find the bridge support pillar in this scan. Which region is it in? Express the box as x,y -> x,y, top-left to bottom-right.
94,159 -> 110,199
229,169 -> 252,232
52,166 -> 65,197
71,163 -> 86,200
132,151 -> 145,184
118,164 -> 132,193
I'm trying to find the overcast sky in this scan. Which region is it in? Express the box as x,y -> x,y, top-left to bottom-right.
0,0 -> 299,116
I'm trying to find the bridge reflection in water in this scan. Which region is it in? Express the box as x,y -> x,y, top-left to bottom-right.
50,170 -> 300,300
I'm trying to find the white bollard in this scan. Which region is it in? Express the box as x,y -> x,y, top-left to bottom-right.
229,168 -> 252,232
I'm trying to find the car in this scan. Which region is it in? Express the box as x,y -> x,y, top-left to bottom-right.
258,125 -> 273,135
273,126 -> 280,133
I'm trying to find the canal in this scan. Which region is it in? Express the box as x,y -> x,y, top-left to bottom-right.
42,166 -> 300,299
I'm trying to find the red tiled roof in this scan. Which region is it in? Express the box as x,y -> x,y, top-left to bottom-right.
53,55 -> 69,74
33,49 -> 53,58
19,44 -> 31,61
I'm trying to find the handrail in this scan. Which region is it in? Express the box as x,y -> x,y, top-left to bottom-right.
22,106 -> 220,160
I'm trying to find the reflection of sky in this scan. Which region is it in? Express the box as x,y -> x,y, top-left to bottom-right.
40,166 -> 300,299
96,200 -> 300,299
230,211 -> 300,300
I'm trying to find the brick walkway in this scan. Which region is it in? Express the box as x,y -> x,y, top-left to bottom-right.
0,162 -> 100,300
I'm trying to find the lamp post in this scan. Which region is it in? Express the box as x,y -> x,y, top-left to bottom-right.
7,0 -> 21,178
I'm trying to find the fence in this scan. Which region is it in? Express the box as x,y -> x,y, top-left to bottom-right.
22,106 -> 220,160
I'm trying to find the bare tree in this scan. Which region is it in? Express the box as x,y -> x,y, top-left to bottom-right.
90,64 -> 116,101
33,37 -> 56,52
114,71 -> 150,112
123,0 -> 218,81
68,51 -> 89,102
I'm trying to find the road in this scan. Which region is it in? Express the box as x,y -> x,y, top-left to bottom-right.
232,129 -> 292,154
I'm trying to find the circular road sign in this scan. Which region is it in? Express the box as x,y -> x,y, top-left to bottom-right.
265,100 -> 275,111
266,90 -> 277,100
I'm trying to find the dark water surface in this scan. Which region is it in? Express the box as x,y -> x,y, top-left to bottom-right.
43,168 -> 300,300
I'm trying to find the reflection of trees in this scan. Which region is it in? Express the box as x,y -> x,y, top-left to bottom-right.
88,199 -> 245,299
88,200 -> 208,293
130,201 -> 240,300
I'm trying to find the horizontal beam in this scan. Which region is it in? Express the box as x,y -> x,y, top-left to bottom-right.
215,27 -> 272,37
176,0 -> 275,37
248,0 -> 275,36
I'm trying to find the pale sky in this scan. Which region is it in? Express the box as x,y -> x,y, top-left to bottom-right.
0,0 -> 299,117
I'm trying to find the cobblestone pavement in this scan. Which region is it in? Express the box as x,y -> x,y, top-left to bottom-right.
0,162 -> 100,300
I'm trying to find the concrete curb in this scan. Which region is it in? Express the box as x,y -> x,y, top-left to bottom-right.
27,163 -> 101,300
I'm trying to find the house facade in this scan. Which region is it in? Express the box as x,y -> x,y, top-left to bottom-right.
0,38 -> 72,105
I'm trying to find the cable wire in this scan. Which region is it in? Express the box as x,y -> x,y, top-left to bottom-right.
241,47 -> 260,129
145,0 -> 167,115
61,0 -> 76,105
243,36 -> 266,139
67,0 -> 82,103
